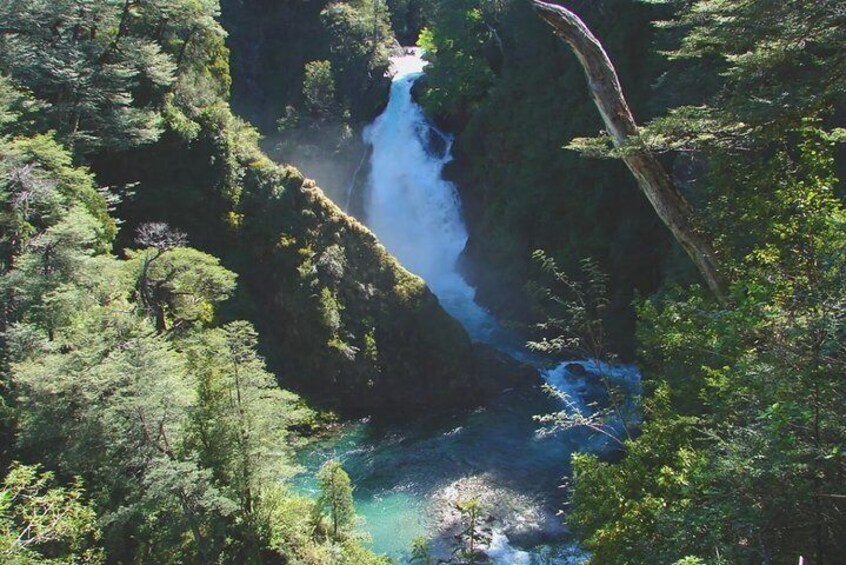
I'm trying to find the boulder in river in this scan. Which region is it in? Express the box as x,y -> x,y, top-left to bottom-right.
427,475 -> 570,562
473,345 -> 543,393
565,363 -> 588,377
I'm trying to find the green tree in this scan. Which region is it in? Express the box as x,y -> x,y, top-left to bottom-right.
302,60 -> 338,120
416,0 -> 500,120
0,0 -> 168,152
0,0 -> 228,154
128,225 -> 237,332
0,134 -> 114,270
569,139 -> 846,562
321,0 -> 394,117
640,0 -> 846,148
0,464 -> 103,564
186,321 -> 309,521
314,459 -> 355,542
4,207 -> 105,342
453,498 -> 489,564
0,2 -> 405,565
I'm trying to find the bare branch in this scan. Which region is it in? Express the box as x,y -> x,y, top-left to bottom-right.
531,0 -> 728,302
135,222 -> 188,251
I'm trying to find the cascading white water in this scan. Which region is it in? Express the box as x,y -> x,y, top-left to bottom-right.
363,52 -> 507,346
351,51 -> 634,565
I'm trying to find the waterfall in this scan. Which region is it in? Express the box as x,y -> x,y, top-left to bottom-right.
354,51 -> 628,564
362,52 -> 509,347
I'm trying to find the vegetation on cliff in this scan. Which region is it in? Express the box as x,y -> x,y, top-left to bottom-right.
0,0 -> 489,562
418,0 -> 846,562
416,0 -> 672,355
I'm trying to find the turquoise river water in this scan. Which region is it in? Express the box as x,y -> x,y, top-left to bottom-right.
294,50 -> 639,564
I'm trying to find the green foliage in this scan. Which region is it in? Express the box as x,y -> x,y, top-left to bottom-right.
362,329 -> 379,363
409,536 -> 432,564
0,55 -> 348,562
185,321 -> 312,516
92,69 -> 477,416
314,459 -> 356,542
261,483 -> 388,565
569,102 -> 846,565
0,133 -> 115,265
568,390 -> 712,564
416,0 -> 498,120
222,0 -> 393,129
648,0 -> 846,138
673,558 -> 709,565
0,464 -> 103,564
302,60 -> 338,119
0,0 -> 228,154
529,252 -> 611,361
529,252 -> 637,447
386,0 -> 435,45
453,497 -> 490,564
443,1 -> 846,562
320,0 -> 393,116
319,286 -> 344,338
128,244 -> 237,332
0,75 -> 36,133
4,207 -> 107,341
567,0 -> 846,161
1,174 -> 324,563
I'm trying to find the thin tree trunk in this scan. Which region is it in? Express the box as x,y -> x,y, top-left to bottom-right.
176,26 -> 198,69
98,0 -> 134,65
531,0 -> 727,302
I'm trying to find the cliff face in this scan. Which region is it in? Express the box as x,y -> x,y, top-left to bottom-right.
95,107 -> 505,416
246,175 -> 487,413
420,0 -> 674,359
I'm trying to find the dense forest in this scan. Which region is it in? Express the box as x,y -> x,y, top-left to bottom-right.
1,0 -> 845,564
416,0 -> 846,562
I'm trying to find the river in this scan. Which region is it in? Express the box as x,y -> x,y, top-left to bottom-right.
294,50 -> 638,564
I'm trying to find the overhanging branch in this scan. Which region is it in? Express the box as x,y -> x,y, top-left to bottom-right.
531,0 -> 727,301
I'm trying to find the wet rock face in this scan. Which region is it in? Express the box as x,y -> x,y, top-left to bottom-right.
471,345 -> 543,392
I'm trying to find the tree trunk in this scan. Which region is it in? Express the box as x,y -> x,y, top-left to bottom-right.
531,0 -> 727,301
176,26 -> 198,69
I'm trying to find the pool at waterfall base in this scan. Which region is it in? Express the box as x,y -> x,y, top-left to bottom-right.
293,50 -> 639,564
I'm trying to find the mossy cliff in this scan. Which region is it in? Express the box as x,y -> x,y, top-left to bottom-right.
219,0 -> 396,204
243,174 -> 489,414
418,0 -> 675,358
95,105 -> 508,416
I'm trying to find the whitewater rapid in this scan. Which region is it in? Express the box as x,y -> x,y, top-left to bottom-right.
363,52 -> 515,348
349,50 -> 637,564
359,51 -> 558,563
